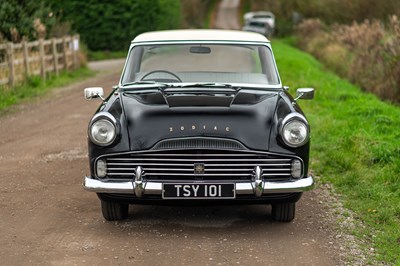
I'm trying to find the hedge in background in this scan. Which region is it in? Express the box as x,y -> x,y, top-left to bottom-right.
48,0 -> 181,51
0,0 -> 56,42
243,0 -> 400,36
295,16 -> 400,104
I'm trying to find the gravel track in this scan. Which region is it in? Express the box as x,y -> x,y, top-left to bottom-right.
0,1 -> 369,264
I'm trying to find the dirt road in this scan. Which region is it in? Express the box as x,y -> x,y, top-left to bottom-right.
214,0 -> 241,30
1,58 -> 348,266
0,62 -> 344,264
0,3 -> 360,265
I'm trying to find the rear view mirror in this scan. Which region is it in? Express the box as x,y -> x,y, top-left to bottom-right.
190,46 -> 211,54
84,87 -> 104,100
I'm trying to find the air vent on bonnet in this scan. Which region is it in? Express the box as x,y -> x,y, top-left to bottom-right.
151,137 -> 247,150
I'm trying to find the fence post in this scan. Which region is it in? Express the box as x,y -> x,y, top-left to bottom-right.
71,35 -> 77,69
39,38 -> 46,80
52,38 -> 59,76
7,42 -> 15,87
22,41 -> 30,76
62,36 -> 68,70
75,34 -> 80,67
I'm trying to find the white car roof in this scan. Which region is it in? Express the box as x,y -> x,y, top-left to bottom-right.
132,29 -> 269,43
244,11 -> 275,19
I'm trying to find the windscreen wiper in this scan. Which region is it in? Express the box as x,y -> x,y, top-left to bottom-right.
179,82 -> 234,88
121,81 -> 175,96
121,81 -> 172,89
122,82 -> 241,95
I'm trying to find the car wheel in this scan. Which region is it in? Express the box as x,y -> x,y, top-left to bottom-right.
101,200 -> 129,221
271,202 -> 295,222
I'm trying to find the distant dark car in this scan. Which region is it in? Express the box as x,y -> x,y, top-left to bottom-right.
83,29 -> 314,222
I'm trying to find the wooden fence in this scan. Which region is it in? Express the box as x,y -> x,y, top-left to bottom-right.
0,35 -> 80,87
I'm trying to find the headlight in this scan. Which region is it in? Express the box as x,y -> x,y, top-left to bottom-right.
89,113 -> 117,146
280,113 -> 309,148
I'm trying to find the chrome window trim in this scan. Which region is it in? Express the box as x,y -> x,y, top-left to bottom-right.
119,40 -> 282,88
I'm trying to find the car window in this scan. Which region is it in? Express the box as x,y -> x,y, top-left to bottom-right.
122,44 -> 280,86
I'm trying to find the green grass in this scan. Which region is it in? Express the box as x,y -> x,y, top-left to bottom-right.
0,67 -> 95,113
272,40 -> 400,264
87,50 -> 127,61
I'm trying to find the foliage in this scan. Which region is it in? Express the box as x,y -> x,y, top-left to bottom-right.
295,16 -> 400,103
181,0 -> 217,28
0,0 -> 56,42
242,0 -> 400,36
0,67 -> 94,113
87,51 -> 127,61
273,39 -> 400,264
48,0 -> 182,52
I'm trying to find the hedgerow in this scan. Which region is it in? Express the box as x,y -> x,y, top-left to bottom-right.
48,0 -> 181,51
243,0 -> 400,36
0,0 -> 56,42
295,16 -> 400,103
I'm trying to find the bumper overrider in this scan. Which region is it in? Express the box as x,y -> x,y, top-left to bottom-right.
83,168 -> 314,197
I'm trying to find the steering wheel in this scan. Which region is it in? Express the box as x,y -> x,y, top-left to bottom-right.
140,70 -> 182,82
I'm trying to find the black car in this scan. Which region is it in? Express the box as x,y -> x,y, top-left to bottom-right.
83,29 -> 314,222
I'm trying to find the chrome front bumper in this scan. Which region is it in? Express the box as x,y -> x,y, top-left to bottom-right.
83,175 -> 314,197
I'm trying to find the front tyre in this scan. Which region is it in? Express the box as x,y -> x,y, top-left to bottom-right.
101,200 -> 129,221
271,202 -> 295,222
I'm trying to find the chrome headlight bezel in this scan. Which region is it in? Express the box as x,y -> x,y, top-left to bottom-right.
280,113 -> 310,148
88,112 -> 118,147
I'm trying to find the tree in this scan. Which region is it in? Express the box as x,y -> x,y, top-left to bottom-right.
0,0 -> 56,42
48,0 -> 181,51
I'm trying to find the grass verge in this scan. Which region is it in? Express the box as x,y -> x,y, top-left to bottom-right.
87,50 -> 127,61
272,39 -> 400,264
0,67 -> 95,113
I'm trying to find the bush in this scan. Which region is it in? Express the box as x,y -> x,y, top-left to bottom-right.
294,16 -> 400,103
48,0 -> 181,51
294,18 -> 326,48
0,0 -> 56,42
181,0 -> 217,28
243,0 -> 400,36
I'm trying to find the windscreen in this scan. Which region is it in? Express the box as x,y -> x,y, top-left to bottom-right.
121,43 -> 280,86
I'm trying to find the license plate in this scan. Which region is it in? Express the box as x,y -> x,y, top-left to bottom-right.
162,183 -> 235,199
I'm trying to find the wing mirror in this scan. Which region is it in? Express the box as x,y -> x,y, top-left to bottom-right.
294,88 -> 314,102
84,87 -> 104,100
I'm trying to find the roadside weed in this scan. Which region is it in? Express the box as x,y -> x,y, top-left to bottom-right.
0,68 -> 94,113
273,39 -> 400,264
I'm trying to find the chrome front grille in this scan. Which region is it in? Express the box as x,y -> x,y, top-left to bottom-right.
101,149 -> 295,181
